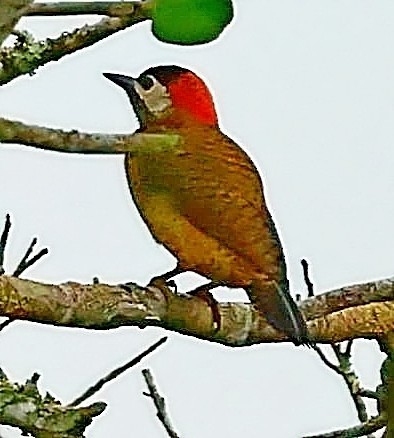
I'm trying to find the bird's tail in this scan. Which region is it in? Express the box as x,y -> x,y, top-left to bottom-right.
248,279 -> 310,346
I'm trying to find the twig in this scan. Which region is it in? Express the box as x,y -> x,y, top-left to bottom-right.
0,214 -> 11,275
312,343 -> 372,436
142,368 -> 180,438
70,336 -> 167,407
304,414 -> 386,438
0,215 -> 13,330
345,339 -> 353,357
330,343 -> 370,424
301,258 -> 314,297
312,344 -> 341,373
0,318 -> 13,332
16,236 -> 37,267
0,1 -> 152,85
357,389 -> 379,399
379,334 -> 394,437
0,215 -> 48,277
0,216 -> 48,329
13,245 -> 48,277
27,1 -> 146,17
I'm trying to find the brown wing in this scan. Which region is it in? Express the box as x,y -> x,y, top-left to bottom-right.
166,127 -> 285,277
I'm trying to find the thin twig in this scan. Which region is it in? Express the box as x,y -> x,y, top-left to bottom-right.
12,236 -> 37,275
345,339 -> 353,357
0,319 -> 13,332
0,223 -> 48,329
312,344 -> 341,374
0,214 -> 11,275
0,215 -> 13,329
0,215 -> 48,278
330,342 -> 370,425
301,258 -> 314,297
357,389 -> 379,399
13,247 -> 48,277
70,336 -> 167,407
142,368 -> 180,438
313,343 -> 371,432
305,258 -> 372,431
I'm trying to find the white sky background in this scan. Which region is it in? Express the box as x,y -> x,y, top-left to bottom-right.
0,0 -> 391,436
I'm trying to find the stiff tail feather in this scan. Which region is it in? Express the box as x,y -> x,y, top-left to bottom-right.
248,279 -> 311,346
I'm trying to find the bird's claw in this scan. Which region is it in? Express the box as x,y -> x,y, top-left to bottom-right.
148,276 -> 178,305
188,283 -> 221,332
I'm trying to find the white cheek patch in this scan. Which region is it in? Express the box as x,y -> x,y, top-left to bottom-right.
134,79 -> 172,116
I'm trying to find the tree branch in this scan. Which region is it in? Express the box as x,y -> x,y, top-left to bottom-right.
27,2 -> 147,17
301,258 -> 314,297
331,343 -> 370,425
0,274 -> 392,346
304,414 -> 386,438
0,117 -> 182,155
0,214 -> 11,276
0,214 -> 49,331
13,237 -> 48,278
313,342 -> 373,436
0,369 -> 105,438
0,0 -> 33,45
0,1 -> 152,85
70,336 -> 167,407
378,334 -> 394,438
142,368 -> 180,438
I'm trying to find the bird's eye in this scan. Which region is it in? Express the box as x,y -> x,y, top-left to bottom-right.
138,75 -> 155,90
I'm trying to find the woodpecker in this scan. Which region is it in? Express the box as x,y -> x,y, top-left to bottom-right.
103,66 -> 310,345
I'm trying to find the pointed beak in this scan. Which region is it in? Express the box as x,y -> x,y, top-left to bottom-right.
103,72 -> 148,129
103,72 -> 136,91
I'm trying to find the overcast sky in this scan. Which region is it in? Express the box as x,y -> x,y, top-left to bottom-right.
0,0 -> 391,436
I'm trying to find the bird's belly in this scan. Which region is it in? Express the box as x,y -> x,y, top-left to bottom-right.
136,192 -> 261,286
126,156 -> 263,286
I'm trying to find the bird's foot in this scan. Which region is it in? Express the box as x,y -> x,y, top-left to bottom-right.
188,282 -> 221,332
118,281 -> 139,293
148,276 -> 178,303
149,264 -> 183,292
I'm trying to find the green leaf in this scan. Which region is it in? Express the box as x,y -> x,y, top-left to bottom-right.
152,0 -> 234,45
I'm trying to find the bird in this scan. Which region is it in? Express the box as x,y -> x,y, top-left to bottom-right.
103,65 -> 310,345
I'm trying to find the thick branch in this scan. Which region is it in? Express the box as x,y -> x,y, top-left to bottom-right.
0,0 -> 33,45
0,275 -> 393,346
301,276 -> 394,319
0,1 -> 152,85
0,117 -> 182,155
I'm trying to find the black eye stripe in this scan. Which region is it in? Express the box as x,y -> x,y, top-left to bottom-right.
138,75 -> 154,90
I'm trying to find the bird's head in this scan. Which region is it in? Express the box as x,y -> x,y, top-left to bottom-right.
103,65 -> 218,130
